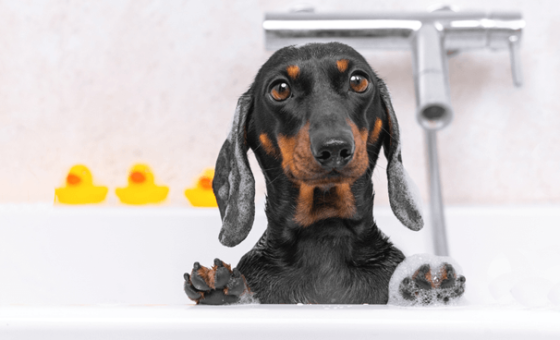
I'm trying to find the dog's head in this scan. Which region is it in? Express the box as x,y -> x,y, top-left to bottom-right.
213,43 -> 423,247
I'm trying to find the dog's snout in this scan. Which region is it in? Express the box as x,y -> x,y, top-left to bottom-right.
312,136 -> 355,169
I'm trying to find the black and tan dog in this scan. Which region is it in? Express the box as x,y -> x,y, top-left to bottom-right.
184,42 -> 465,305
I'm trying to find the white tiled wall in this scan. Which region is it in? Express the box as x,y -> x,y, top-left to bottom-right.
0,0 -> 557,205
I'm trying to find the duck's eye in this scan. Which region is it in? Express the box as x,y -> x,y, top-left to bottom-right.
270,82 -> 291,101
350,74 -> 369,93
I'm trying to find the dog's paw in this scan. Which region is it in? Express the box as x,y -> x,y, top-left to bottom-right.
184,258 -> 249,305
388,254 -> 466,306
398,263 -> 466,305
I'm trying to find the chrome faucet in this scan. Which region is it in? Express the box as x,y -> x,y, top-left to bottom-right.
263,8 -> 524,256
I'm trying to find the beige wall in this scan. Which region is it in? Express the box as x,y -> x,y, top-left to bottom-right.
0,0 -> 558,205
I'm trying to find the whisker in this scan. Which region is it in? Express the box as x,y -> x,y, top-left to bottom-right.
259,165 -> 283,172
266,172 -> 286,186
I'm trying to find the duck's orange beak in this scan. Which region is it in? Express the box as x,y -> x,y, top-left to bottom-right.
199,176 -> 212,190
130,171 -> 146,184
66,174 -> 81,186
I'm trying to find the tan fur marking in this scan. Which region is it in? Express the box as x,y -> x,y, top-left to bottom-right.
277,134 -> 297,175
348,120 -> 370,181
336,59 -> 349,72
207,270 -> 216,289
412,266 -> 437,288
425,270 -> 434,288
287,65 -> 300,79
222,262 -> 232,273
196,266 -> 212,288
294,183 -> 315,226
206,261 -> 233,289
294,183 -> 356,227
277,123 -> 319,182
440,266 -> 448,282
434,264 -> 456,288
259,133 -> 279,158
368,118 -> 383,144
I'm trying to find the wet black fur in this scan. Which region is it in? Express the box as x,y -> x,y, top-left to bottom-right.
234,43 -> 406,304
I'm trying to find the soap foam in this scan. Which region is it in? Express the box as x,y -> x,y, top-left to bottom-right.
236,292 -> 260,305
388,253 -> 465,307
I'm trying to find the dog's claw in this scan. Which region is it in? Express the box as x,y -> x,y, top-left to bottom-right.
184,274 -> 203,301
184,259 -> 249,305
214,266 -> 231,289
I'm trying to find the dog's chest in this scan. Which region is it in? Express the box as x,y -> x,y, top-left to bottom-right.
240,224 -> 399,304
278,236 -> 390,304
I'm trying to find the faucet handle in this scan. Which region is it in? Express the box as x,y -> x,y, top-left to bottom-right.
508,35 -> 523,87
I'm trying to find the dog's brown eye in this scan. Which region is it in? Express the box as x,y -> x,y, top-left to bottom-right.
270,82 -> 291,101
350,75 -> 368,93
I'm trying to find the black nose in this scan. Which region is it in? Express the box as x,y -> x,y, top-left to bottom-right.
313,138 -> 355,169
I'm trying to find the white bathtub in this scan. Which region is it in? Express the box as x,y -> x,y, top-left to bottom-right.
1,204 -> 559,339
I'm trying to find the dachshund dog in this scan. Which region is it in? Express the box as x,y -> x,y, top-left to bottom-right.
184,42 -> 465,305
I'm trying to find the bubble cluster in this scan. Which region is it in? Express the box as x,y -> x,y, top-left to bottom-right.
388,253 -> 465,307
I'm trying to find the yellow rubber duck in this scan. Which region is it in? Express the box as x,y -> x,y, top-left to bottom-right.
116,164 -> 169,205
55,165 -> 108,204
185,168 -> 218,207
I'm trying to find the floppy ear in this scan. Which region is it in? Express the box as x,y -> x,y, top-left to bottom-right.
212,94 -> 256,247
377,80 -> 424,231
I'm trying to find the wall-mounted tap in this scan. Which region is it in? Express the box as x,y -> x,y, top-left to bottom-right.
263,8 -> 524,256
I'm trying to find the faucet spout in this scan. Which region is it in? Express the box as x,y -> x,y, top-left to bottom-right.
413,23 -> 452,255
413,23 -> 454,130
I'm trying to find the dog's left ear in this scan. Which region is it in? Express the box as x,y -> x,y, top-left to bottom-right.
212,94 -> 256,247
377,80 -> 424,231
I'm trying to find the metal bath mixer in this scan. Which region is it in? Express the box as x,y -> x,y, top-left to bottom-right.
263,8 -> 524,256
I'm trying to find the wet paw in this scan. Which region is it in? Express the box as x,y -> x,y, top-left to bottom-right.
399,262 -> 465,305
388,254 -> 466,306
184,258 -> 249,305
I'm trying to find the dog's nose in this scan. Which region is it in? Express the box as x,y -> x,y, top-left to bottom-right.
312,137 -> 355,169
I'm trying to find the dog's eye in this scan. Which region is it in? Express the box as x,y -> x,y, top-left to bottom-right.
270,82 -> 291,101
350,75 -> 369,93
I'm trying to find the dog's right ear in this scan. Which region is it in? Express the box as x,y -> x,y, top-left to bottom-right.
212,95 -> 256,247
377,80 -> 424,232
